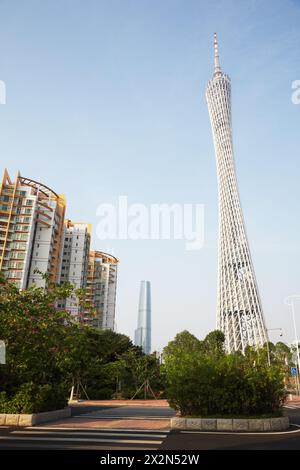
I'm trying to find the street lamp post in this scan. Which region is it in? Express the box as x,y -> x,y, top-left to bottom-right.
285,295 -> 300,395
266,328 -> 283,366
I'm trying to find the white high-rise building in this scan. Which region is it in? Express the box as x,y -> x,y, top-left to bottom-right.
84,251 -> 118,330
58,220 -> 91,318
0,169 -> 66,289
206,34 -> 268,353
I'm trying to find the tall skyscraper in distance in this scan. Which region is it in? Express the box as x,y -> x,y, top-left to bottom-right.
135,280 -> 151,354
206,34 -> 268,353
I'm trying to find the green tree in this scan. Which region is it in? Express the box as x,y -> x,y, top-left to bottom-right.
202,330 -> 225,356
163,329 -> 287,417
163,330 -> 203,360
0,273 -> 140,407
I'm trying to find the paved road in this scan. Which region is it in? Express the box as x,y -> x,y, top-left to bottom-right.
160,405 -> 300,450
0,401 -> 173,449
0,401 -> 300,450
57,401 -> 174,431
0,426 -> 169,450
161,427 -> 300,450
70,402 -> 175,421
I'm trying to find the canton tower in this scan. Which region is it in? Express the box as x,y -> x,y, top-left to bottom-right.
206,34 -> 268,353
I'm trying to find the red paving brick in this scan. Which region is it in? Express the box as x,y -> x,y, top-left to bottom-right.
287,395 -> 300,403
46,400 -> 172,430
47,418 -> 170,430
70,399 -> 170,407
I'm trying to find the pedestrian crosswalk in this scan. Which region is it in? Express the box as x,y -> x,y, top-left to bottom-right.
284,403 -> 300,410
0,426 -> 169,450
75,413 -> 170,420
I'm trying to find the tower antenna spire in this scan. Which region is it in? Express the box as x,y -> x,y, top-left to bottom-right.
214,32 -> 221,74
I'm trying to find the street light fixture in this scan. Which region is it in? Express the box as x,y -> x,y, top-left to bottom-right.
284,295 -> 300,394
266,328 -> 283,366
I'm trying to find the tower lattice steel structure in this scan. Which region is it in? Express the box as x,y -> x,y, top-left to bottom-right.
206,34 -> 268,353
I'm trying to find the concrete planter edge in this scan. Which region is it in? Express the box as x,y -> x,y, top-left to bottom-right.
171,416 -> 289,432
0,406 -> 71,427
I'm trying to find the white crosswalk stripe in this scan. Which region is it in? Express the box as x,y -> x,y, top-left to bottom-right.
284,403 -> 300,409
0,427 -> 169,450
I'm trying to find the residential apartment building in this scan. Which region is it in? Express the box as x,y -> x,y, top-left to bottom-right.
58,220 -> 91,317
0,169 -> 66,289
0,169 -> 119,331
84,251 -> 118,330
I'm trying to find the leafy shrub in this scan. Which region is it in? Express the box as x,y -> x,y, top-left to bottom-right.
0,382 -> 68,414
164,331 -> 287,417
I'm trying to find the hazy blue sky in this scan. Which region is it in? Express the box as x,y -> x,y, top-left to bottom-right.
0,0 -> 300,351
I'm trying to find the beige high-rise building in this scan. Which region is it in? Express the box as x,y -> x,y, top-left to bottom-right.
0,169 -> 120,331
58,219 -> 91,318
84,251 -> 118,330
0,169 -> 66,289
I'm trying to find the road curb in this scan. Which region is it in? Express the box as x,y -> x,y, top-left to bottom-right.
171,416 -> 289,432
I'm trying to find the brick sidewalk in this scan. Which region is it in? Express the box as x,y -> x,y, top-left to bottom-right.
287,395 -> 300,403
69,399 -> 170,407
46,418 -> 170,430
45,399 -> 172,430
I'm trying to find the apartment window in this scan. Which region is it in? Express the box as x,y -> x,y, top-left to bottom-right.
3,188 -> 13,195
36,252 -> 38,256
